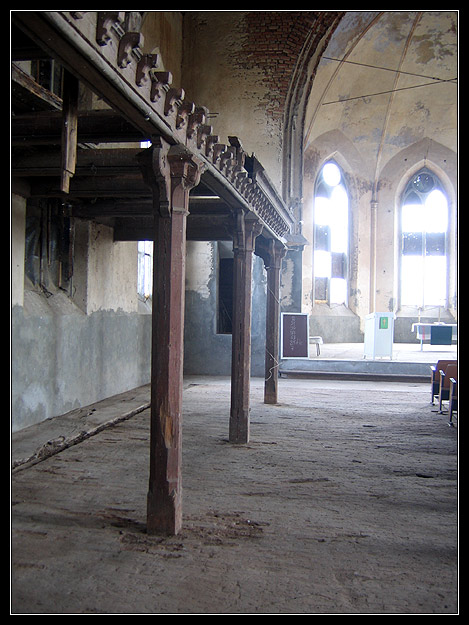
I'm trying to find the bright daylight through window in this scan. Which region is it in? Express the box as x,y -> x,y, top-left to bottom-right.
138,240 -> 153,300
313,161 -> 349,305
400,170 -> 448,309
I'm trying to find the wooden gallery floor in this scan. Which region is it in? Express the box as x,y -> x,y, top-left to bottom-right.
11,376 -> 458,614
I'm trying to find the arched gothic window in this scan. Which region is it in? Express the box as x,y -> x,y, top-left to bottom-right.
313,161 -> 349,305
400,169 -> 448,309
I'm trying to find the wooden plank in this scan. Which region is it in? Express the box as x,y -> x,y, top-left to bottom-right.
60,70 -> 79,193
23,175 -> 149,199
11,63 -> 62,112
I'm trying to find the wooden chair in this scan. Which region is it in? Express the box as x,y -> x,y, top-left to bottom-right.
438,363 -> 458,414
448,376 -> 458,426
431,359 -> 457,404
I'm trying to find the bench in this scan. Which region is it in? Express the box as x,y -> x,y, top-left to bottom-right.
430,359 -> 457,404
448,376 -> 457,426
437,363 -> 457,415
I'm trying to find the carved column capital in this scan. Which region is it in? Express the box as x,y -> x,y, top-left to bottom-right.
255,236 -> 287,270
267,238 -> 287,269
137,137 -> 171,217
167,147 -> 205,215
232,211 -> 263,255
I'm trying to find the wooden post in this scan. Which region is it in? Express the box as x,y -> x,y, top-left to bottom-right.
138,142 -> 203,535
60,70 -> 79,193
229,212 -> 262,444
264,240 -> 286,404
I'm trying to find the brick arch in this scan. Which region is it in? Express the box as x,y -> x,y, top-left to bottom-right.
275,12 -> 345,205
236,12 -> 341,122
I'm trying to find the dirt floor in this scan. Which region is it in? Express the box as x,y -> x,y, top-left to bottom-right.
11,376 -> 458,614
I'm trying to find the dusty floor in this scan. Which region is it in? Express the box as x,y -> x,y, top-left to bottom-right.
11,376 -> 458,614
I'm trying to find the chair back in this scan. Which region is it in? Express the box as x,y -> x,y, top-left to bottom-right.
442,364 -> 457,388
433,359 -> 457,382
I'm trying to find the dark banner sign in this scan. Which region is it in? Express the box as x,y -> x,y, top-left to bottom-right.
281,313 -> 309,359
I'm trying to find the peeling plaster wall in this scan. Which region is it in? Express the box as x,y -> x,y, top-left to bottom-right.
72,220 -> 138,315
141,12 -> 183,87
183,241 -> 267,377
12,194 -> 26,308
11,298 -> 151,432
181,12 -> 284,187
185,241 -> 213,302
11,217 -> 150,432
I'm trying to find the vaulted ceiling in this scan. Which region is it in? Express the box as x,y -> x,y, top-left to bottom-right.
303,11 -> 457,181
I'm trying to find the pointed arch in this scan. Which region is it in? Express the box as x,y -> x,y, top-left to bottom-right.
281,14 -> 344,207
376,139 -> 457,318
399,168 -> 449,310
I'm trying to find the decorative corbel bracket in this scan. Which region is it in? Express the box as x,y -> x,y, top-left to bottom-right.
233,168 -> 248,190
228,136 -> 246,168
96,12 -> 125,45
219,147 -> 236,177
233,211 -> 263,254
255,236 -> 287,270
196,124 -> 213,150
117,31 -> 143,68
205,135 -> 219,159
150,70 -> 172,102
176,99 -> 195,131
136,54 -> 159,87
186,106 -> 208,141
164,87 -> 185,117
211,144 -> 226,167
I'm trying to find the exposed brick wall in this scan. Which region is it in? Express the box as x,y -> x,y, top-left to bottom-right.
235,12 -> 343,121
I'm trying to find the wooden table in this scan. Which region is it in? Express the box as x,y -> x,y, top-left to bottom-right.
411,323 -> 457,350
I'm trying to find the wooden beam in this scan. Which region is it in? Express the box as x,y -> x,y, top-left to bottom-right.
112,215 -> 233,242
12,110 -> 145,146
12,147 -> 143,176
11,63 -> 62,112
229,212 -> 263,444
23,174 -> 149,198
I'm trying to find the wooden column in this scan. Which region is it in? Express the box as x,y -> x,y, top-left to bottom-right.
264,240 -> 287,404
139,141 -> 203,535
230,213 -> 262,444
